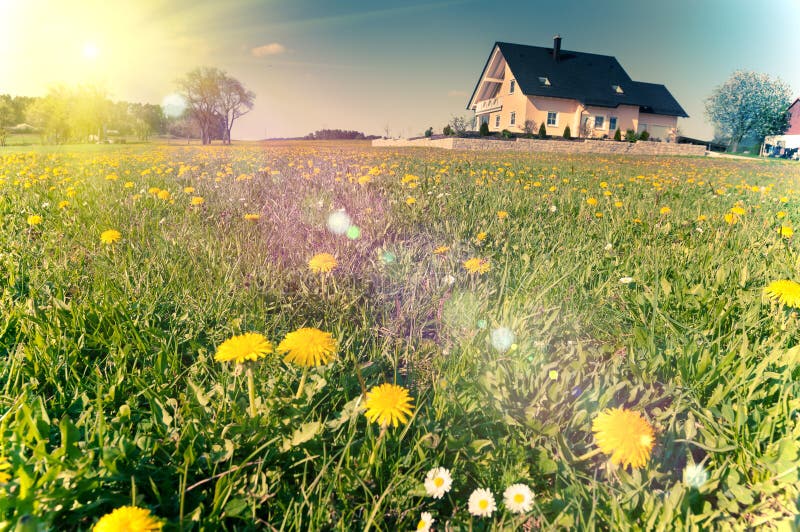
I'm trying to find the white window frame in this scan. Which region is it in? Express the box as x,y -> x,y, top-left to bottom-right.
509,79 -> 515,94
510,111 -> 516,126
546,112 -> 557,127
594,115 -> 606,130
495,115 -> 500,128
609,116 -> 618,131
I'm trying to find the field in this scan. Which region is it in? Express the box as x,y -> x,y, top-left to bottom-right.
0,142 -> 799,530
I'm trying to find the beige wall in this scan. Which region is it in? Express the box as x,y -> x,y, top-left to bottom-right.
527,96 -> 581,136
582,104 -> 640,138
637,113 -> 678,140
477,62 -> 535,133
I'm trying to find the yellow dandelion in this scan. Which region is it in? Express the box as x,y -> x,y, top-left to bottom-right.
124,181 -> 135,188
777,211 -> 787,219
730,206 -> 746,216
27,214 -> 42,226
308,253 -> 337,273
764,280 -> 800,308
586,197 -> 598,206
190,196 -> 205,206
697,214 -> 707,222
357,175 -> 371,185
100,229 -> 122,245
659,206 -> 671,215
779,226 -> 793,238
595,212 -> 603,218
364,383 -> 414,428
157,190 -> 170,200
433,245 -> 450,255
475,231 -> 487,242
183,186 -> 196,194
406,197 -> 417,206
93,506 -> 163,532
215,333 -> 273,364
58,201 -> 70,209
463,257 -> 490,275
244,213 -> 261,221
497,210 -> 509,220
277,327 -> 337,367
592,407 -> 655,469
147,187 -> 160,195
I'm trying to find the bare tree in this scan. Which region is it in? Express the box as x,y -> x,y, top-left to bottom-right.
219,76 -> 255,145
177,67 -> 224,145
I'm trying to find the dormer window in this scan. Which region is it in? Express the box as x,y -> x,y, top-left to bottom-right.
612,84 -> 623,94
509,79 -> 515,94
538,77 -> 551,86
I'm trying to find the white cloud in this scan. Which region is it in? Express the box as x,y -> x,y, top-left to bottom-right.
251,43 -> 286,57
448,90 -> 467,97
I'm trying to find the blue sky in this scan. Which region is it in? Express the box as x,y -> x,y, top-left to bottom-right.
2,0 -> 798,139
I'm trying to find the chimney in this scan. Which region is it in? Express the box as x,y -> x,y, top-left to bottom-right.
553,35 -> 561,61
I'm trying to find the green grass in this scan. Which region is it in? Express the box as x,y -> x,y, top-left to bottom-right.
0,144 -> 798,530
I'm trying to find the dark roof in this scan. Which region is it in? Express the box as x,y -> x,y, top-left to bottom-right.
468,41 -> 688,118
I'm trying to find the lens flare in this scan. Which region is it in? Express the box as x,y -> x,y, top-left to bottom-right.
162,93 -> 187,118
490,327 -> 515,352
326,210 -> 351,235
346,225 -> 361,239
82,42 -> 99,59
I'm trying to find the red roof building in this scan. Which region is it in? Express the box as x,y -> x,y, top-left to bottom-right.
786,98 -> 800,135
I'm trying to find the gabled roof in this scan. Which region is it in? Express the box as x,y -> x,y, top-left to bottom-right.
468,41 -> 688,118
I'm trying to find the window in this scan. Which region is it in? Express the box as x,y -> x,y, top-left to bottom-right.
612,84 -> 623,94
480,115 -> 489,126
547,112 -> 557,126
594,116 -> 605,129
609,117 -> 618,131
510,112 -> 516,126
538,76 -> 551,86
509,79 -> 515,94
495,115 -> 500,128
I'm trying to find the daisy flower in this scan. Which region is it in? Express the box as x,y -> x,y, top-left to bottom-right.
415,512 -> 434,532
468,488 -> 496,517
424,467 -> 452,499
503,483 -> 534,514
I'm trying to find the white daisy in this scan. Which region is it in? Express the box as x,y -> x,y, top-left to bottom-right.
468,488 -> 496,517
424,467 -> 452,499
415,511 -> 434,531
503,483 -> 534,514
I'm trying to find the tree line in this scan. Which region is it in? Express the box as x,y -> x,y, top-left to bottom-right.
0,67 -> 255,146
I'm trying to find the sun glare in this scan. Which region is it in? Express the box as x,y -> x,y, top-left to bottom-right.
83,42 -> 99,59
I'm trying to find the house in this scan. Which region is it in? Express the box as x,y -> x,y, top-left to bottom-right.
467,37 -> 688,140
785,98 -> 800,135
761,98 -> 800,159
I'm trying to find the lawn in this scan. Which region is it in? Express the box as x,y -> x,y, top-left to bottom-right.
0,142 -> 798,530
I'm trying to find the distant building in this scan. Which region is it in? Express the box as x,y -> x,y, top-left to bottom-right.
467,37 -> 688,140
785,98 -> 800,135
761,98 -> 800,159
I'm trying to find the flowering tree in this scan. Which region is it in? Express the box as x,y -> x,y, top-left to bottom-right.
704,71 -> 792,152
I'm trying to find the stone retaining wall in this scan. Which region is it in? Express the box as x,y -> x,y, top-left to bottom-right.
372,137 -> 707,157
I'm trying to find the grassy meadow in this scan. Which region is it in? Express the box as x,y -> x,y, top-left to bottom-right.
0,142 -> 799,530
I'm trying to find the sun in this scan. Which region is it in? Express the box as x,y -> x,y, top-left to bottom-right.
82,42 -> 99,59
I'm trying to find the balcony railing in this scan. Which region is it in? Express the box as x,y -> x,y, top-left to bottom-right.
475,97 -> 503,114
